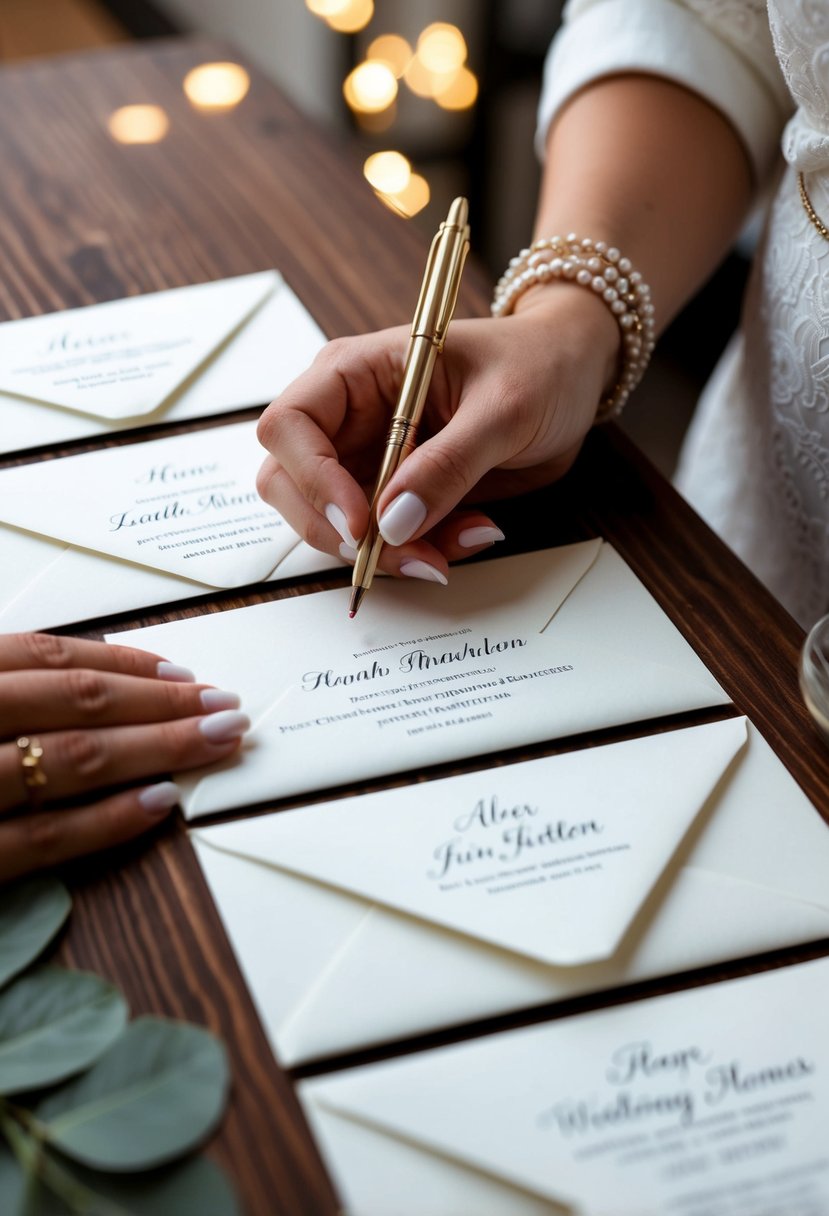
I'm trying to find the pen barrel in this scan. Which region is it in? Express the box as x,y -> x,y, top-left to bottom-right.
386,416 -> 418,454
412,199 -> 469,349
389,335 -> 438,437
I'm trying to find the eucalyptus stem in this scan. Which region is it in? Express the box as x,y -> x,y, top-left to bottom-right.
0,1103 -> 127,1216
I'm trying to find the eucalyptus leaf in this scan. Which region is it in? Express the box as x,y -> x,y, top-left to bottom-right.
60,1154 -> 241,1216
0,1139 -> 239,1216
0,879 -> 71,990
33,1017 -> 229,1171
0,967 -> 127,1095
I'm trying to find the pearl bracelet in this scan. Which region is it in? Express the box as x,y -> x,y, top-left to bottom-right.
492,235 -> 655,422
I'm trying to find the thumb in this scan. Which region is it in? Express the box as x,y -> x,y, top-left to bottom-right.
375,405 -> 505,546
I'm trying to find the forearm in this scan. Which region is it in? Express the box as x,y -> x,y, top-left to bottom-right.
534,74 -> 754,331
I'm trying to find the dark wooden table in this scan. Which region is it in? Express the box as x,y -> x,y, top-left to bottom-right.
1,36 -> 827,1216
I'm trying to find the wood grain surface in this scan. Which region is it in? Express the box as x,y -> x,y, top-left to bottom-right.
1,36 -> 827,1216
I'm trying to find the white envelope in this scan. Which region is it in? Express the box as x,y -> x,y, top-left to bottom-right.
0,420 -> 338,631
0,271 -> 326,456
299,956 -> 829,1215
111,539 -> 731,817
191,717 -> 829,1066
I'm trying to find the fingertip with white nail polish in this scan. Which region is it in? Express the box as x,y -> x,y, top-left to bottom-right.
157,661 -> 196,683
138,781 -> 181,817
339,541 -> 358,563
458,525 -> 505,548
325,503 -> 359,549
379,492 -> 428,547
199,709 -> 251,743
399,559 -> 448,585
200,688 -> 242,712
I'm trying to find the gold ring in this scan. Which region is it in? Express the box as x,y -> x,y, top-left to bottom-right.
16,736 -> 47,810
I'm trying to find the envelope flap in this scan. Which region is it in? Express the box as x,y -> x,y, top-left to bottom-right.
109,538 -> 604,729
302,958 -> 829,1215
301,1097 -> 568,1216
194,719 -> 747,966
0,272 -> 278,420
0,420 -> 296,586
302,1091 -> 575,1215
303,1048 -> 583,1211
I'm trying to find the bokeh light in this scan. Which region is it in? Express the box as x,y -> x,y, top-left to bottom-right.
364,150 -> 411,195
343,61 -> 398,113
305,0 -> 348,16
305,0 -> 373,31
107,105 -> 169,144
377,172 -> 431,219
403,54 -> 444,99
183,62 -> 251,110
325,0 -> 373,32
366,34 -> 412,78
417,23 -> 467,75
434,64 -> 478,110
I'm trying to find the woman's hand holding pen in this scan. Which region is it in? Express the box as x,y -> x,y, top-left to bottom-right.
256,284 -> 619,583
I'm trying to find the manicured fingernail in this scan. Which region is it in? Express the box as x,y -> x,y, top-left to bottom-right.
325,503 -> 359,548
138,781 -> 181,817
200,688 -> 242,712
379,492 -> 427,546
458,525 -> 505,548
399,559 -> 448,585
157,661 -> 195,683
199,710 -> 251,743
339,541 -> 358,562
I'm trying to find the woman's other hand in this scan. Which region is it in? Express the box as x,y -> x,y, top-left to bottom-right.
0,633 -> 250,883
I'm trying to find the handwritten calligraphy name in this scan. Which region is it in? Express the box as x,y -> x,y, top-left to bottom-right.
109,490 -> 258,532
135,462 -> 220,485
536,1037 -> 816,1136
399,636 -> 526,673
427,794 -> 603,879
302,660 -> 390,692
45,330 -> 130,356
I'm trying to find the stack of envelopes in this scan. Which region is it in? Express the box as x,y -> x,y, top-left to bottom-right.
0,274 -> 337,629
115,539 -> 829,1057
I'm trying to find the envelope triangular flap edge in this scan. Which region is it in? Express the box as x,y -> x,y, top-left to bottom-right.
300,1090 -> 575,1216
0,419 -> 296,587
192,718 -> 749,968
0,272 -> 279,421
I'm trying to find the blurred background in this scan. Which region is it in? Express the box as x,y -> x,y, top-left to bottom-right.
0,0 -> 749,478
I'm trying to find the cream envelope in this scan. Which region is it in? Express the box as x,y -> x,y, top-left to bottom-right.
111,539 -> 731,818
0,271 -> 326,456
0,420 -> 338,631
298,956 -> 829,1215
191,718 -> 829,1066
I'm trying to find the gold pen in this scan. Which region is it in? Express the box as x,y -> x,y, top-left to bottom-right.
349,196 -> 470,619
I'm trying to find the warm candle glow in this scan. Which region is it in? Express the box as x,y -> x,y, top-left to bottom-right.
417,23 -> 467,75
377,172 -> 430,218
366,34 -> 412,78
403,54 -> 444,99
183,62 -> 251,110
343,61 -> 398,113
107,105 -> 169,144
435,65 -> 478,110
364,150 -> 411,194
325,0 -> 374,32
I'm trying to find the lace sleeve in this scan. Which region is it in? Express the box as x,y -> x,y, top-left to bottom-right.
537,0 -> 793,184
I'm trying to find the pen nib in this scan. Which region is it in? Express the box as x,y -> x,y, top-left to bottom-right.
348,586 -> 366,619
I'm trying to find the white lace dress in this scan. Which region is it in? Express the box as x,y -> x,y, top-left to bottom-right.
538,1 -> 829,629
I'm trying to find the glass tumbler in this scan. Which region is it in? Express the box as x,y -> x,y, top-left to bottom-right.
800,613 -> 829,743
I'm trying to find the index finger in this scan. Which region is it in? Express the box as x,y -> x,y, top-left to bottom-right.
257,356 -> 365,526
0,633 -> 171,680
